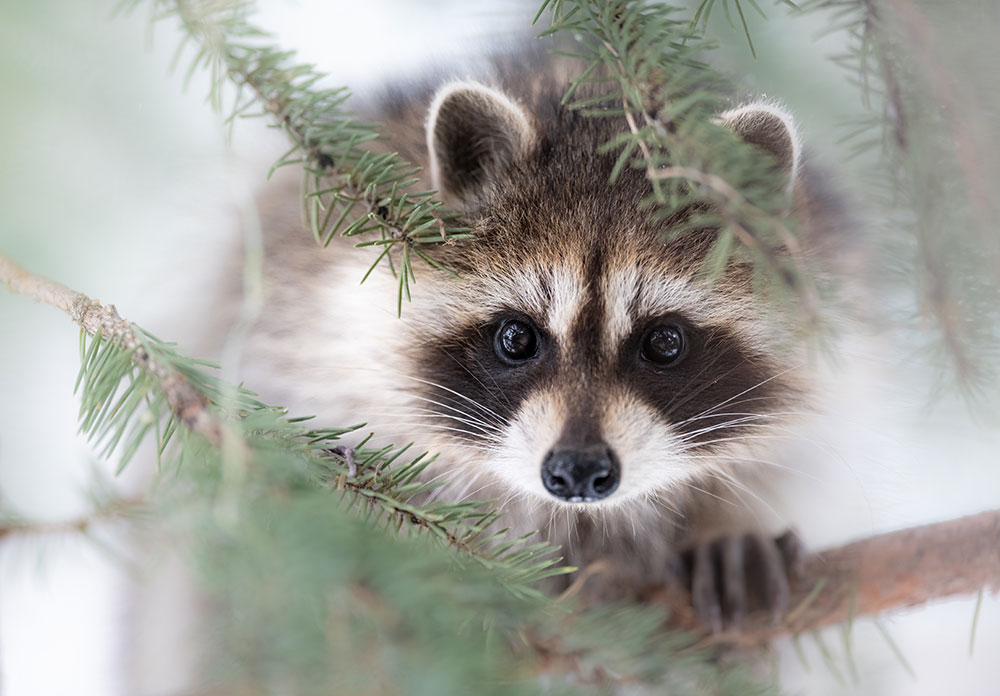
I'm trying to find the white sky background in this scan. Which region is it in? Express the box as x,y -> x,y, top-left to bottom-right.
0,1 -> 997,695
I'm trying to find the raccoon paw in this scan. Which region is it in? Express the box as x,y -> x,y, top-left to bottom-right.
674,530 -> 804,633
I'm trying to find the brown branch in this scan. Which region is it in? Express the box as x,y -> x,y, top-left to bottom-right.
530,511 -> 997,685
0,254 -> 222,446
621,509 -> 1000,648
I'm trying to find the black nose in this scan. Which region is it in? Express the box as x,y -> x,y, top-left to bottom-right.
541,445 -> 620,502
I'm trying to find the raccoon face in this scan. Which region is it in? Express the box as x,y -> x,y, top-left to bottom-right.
409,81 -> 803,510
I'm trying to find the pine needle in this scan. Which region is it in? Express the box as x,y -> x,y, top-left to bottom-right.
874,618 -> 916,679
969,587 -> 984,656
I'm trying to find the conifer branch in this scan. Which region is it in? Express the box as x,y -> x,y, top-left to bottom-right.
0,253 -> 566,590
854,0 -> 976,382
0,254 -> 222,446
802,0 -> 1000,390
149,0 -> 472,315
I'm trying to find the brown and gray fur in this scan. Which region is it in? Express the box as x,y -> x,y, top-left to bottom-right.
237,52 -> 849,604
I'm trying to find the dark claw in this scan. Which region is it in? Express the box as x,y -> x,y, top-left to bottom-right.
676,529 -> 803,632
691,542 -> 723,633
776,529 -> 807,580
721,536 -> 747,628
752,533 -> 791,623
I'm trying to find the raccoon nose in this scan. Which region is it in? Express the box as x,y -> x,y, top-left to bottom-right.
541,446 -> 620,502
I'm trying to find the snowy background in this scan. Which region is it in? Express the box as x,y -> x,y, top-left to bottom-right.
1,1 -> 998,694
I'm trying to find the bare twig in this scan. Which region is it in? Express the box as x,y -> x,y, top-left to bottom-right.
0,494 -> 148,540
0,254 -> 222,446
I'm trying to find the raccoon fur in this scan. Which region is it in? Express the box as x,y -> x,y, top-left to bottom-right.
236,54 -> 852,625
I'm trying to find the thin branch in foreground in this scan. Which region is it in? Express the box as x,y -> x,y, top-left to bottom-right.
0,254 -> 221,446
0,495 -> 148,541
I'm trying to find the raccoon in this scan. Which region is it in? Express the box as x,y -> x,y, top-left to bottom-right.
239,56 -> 847,629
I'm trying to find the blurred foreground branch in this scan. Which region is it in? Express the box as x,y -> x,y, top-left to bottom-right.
0,495 -> 147,541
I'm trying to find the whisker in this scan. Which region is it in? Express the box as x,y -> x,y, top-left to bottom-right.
360,429 -> 498,455
400,393 -> 507,429
680,479 -> 739,508
390,312 -> 516,416
395,373 -> 509,424
677,424 -> 849,461
370,421 -> 505,445
670,362 -> 806,425
675,431 -> 796,451
363,407 -> 499,436
711,469 -> 786,528
677,409 -> 813,427
456,479 -> 500,503
674,415 -> 788,443
320,362 -> 510,426
682,454 -> 824,483
646,492 -> 685,519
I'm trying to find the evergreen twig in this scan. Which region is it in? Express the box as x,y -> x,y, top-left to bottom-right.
801,0 -> 1000,391
0,494 -> 148,540
0,254 -> 222,446
0,252 -> 566,592
134,0 -> 473,316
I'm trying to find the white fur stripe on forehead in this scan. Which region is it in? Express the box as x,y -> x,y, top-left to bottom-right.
601,267 -> 762,349
428,262 -> 586,342
506,263 -> 585,341
426,263 -> 763,348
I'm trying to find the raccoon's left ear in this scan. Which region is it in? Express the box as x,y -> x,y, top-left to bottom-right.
426,81 -> 536,207
718,103 -> 801,189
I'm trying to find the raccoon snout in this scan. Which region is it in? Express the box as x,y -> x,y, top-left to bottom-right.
541,445 -> 620,503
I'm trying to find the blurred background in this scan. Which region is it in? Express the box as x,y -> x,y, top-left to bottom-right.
1,1 -> 998,694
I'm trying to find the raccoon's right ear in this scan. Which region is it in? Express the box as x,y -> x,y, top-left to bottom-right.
718,103 -> 801,192
426,81 -> 536,207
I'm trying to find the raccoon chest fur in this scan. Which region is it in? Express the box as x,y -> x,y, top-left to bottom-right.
241,59 -> 842,592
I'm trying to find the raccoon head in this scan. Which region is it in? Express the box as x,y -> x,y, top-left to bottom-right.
409,81 -> 805,510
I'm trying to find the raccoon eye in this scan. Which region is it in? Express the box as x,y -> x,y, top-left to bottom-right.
640,324 -> 686,366
495,319 -> 538,363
